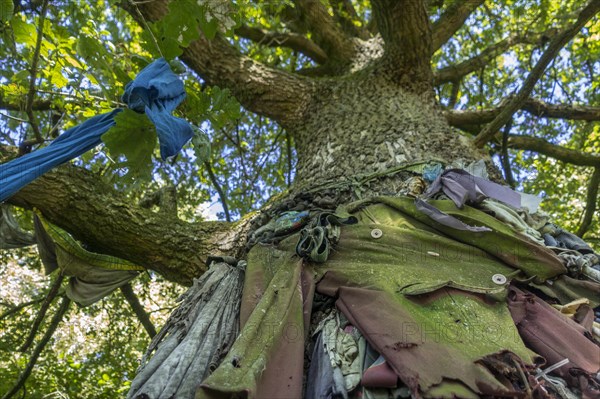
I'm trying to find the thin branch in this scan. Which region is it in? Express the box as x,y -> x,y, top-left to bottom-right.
292,0 -> 355,62
24,0 -> 49,144
204,161 -> 232,222
1,297 -> 71,399
120,283 -> 157,338
0,97 -> 52,112
444,98 -> 600,125
0,297 -> 47,321
235,25 -> 328,64
123,0 -> 315,127
474,0 -> 600,147
434,28 -> 559,85
431,0 -> 485,52
19,273 -> 65,352
507,135 -> 600,167
577,167 -> 599,237
500,119 -> 516,188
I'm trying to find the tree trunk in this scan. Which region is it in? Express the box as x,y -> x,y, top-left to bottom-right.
291,71 -> 485,192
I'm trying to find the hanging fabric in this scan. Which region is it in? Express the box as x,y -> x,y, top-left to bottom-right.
0,58 -> 193,202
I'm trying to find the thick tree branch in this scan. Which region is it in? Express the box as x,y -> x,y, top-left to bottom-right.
506,135 -> 600,167
431,0 -> 485,52
434,29 -> 558,85
235,25 -> 328,64
120,283 -> 157,338
473,0 -> 600,147
292,0 -> 356,62
444,98 -> 600,126
1,150 -> 241,285
371,0 -> 433,89
122,0 -> 315,127
577,167 -> 599,237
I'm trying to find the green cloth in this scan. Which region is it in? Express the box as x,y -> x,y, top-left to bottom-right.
199,197 -> 575,398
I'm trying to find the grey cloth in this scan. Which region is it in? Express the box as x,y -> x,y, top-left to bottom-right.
306,333 -> 339,399
0,205 -> 36,249
464,159 -> 489,179
35,215 -> 138,306
415,198 -> 491,232
128,261 -> 244,399
480,199 -> 545,244
417,169 -> 542,232
542,225 -> 596,255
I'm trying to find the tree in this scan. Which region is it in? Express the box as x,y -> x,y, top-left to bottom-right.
0,0 -> 599,397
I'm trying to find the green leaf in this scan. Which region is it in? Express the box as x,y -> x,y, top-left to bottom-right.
192,128 -> 211,166
0,0 -> 13,23
10,16 -> 36,47
101,109 -> 157,181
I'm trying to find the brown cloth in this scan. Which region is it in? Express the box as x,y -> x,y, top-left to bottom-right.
507,286 -> 600,398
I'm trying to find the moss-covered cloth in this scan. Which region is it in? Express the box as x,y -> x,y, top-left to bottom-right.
197,196 -> 600,398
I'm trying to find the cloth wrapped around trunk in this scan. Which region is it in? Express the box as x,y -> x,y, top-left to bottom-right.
198,196 -> 589,399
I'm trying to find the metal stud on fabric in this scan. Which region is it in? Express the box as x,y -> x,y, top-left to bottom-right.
492,274 -> 508,285
371,228 -> 383,239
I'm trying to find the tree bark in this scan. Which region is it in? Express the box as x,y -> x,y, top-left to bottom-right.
4,161 -> 244,285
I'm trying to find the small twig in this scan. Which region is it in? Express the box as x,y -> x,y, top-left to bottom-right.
474,0 -> 600,147
19,273 -> 65,352
131,0 -> 164,58
512,357 -> 533,399
0,297 -> 46,321
501,118 -> 516,188
204,161 -> 232,222
0,112 -> 29,124
24,0 -> 49,144
35,90 -> 125,107
120,283 -> 157,338
2,297 -> 71,399
577,167 -> 599,237
286,130 -> 293,187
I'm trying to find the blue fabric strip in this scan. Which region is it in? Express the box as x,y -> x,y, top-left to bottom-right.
0,58 -> 193,202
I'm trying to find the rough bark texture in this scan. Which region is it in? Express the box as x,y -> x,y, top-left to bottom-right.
4,0 -> 597,286
292,71 -> 486,191
3,162 -> 245,285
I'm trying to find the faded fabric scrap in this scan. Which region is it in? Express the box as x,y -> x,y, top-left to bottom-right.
417,168 -> 542,233
0,110 -> 119,202
315,199 -> 545,397
374,197 -> 565,282
305,333 -> 340,399
0,205 -> 35,249
34,214 -> 140,306
0,58 -> 192,203
128,262 -> 243,399
199,243 -> 314,399
203,197 -> 558,399
507,287 -> 600,398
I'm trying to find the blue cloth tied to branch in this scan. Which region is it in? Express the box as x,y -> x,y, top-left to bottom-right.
0,58 -> 192,203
